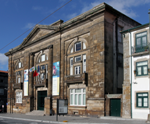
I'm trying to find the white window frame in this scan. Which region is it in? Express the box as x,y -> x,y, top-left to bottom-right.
18,77 -> 20,83
18,62 -> 21,68
75,66 -> 80,75
16,92 -> 22,103
83,42 -> 86,49
70,88 -> 86,106
75,56 -> 81,62
70,58 -> 73,75
75,42 -> 81,52
83,55 -> 86,73
41,54 -> 45,62
70,47 -> 73,53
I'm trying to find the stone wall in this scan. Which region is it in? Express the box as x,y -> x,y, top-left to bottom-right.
122,33 -> 131,118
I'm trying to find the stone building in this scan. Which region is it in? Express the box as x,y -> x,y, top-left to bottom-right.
0,70 -> 8,112
122,23 -> 150,119
5,3 -> 140,117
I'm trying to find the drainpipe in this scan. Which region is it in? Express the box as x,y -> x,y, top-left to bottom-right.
130,31 -> 132,119
148,9 -> 150,115
147,9 -> 150,122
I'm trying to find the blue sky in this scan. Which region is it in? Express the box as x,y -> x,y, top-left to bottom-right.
0,0 -> 150,71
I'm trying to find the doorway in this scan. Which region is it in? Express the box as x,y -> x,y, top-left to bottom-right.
38,91 -> 47,110
110,99 -> 121,117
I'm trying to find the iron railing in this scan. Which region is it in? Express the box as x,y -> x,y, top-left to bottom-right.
131,45 -> 149,54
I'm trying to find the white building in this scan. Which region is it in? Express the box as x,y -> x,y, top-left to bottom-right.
122,23 -> 150,119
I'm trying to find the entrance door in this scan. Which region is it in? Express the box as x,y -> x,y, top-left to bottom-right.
110,99 -> 121,117
38,91 -> 47,110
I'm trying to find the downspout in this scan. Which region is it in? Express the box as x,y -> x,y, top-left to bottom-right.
59,24 -> 62,99
115,18 -> 118,94
130,31 -> 132,119
10,53 -> 12,113
148,9 -> 150,116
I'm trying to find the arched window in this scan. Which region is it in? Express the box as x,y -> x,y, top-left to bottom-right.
70,41 -> 87,54
38,54 -> 48,63
68,40 -> 87,75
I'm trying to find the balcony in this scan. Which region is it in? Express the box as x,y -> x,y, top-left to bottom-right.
34,79 -> 48,88
65,73 -> 88,85
13,82 -> 23,89
132,45 -> 149,55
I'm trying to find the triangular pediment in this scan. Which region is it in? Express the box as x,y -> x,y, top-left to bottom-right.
27,28 -> 53,44
21,25 -> 57,47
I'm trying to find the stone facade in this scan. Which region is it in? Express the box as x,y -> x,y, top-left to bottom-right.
5,3 -> 140,117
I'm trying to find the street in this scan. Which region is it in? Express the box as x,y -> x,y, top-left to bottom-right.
0,117 -> 50,124
0,113 -> 148,124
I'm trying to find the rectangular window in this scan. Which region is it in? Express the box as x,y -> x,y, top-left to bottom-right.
136,93 -> 148,108
136,31 -> 147,53
70,88 -> 86,106
0,89 -> 4,95
18,77 -> 20,83
118,26 -> 123,42
118,54 -> 123,67
75,42 -> 81,52
41,65 -> 45,70
70,58 -> 73,75
19,62 -> 21,68
75,66 -> 80,75
136,61 -> 148,76
16,92 -> 22,103
83,55 -> 86,73
75,56 -> 81,62
41,55 -> 45,62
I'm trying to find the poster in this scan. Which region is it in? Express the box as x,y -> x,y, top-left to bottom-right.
52,61 -> 60,95
24,69 -> 28,96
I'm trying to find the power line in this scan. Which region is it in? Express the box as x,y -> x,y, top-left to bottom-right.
0,0 -> 72,52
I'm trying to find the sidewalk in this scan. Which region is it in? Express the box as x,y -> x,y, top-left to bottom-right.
0,113 -> 148,124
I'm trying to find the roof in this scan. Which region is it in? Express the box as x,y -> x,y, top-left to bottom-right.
0,70 -> 8,73
121,23 -> 149,34
5,2 -> 141,56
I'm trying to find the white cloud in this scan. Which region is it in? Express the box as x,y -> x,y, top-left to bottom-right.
32,6 -> 42,11
24,23 -> 36,29
67,13 -> 78,20
78,0 -> 150,18
0,53 -> 8,65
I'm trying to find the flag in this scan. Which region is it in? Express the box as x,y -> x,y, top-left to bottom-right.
29,66 -> 35,72
33,66 -> 39,77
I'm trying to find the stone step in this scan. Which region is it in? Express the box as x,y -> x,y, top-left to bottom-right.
26,110 -> 45,116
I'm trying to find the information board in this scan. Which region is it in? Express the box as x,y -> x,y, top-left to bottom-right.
57,99 -> 68,115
